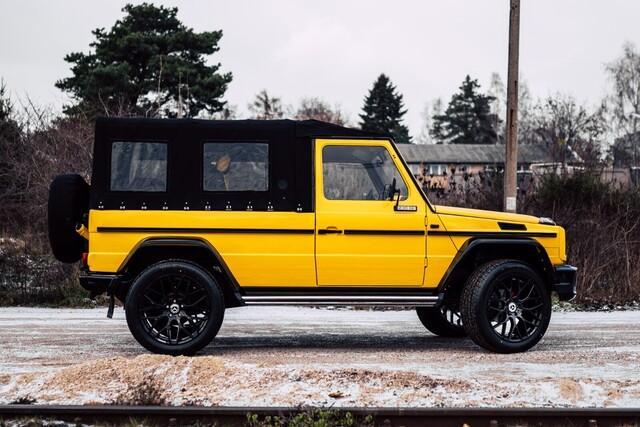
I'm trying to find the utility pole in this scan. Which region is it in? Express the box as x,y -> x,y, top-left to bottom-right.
504,0 -> 520,212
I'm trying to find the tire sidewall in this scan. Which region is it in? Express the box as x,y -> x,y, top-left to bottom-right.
125,261 -> 224,355
473,262 -> 551,353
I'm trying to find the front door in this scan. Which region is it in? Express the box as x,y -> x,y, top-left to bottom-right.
314,139 -> 427,287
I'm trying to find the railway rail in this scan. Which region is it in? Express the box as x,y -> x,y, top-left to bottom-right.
0,405 -> 639,426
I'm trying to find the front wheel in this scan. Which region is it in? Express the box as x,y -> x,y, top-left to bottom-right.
125,260 -> 224,355
460,260 -> 551,353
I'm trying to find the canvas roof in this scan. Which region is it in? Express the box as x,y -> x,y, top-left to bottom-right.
95,117 -> 387,140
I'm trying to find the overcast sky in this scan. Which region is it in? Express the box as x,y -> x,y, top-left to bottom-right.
1,1 -> 639,136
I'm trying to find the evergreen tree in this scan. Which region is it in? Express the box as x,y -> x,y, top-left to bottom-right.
56,3 -> 232,118
359,74 -> 411,144
431,75 -> 498,144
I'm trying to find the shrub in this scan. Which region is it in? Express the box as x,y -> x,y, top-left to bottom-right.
247,409 -> 374,427
526,172 -> 640,305
0,237 -> 87,306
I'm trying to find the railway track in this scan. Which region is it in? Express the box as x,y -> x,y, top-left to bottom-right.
0,405 -> 638,426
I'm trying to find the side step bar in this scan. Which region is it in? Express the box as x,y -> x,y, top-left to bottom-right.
242,295 -> 441,307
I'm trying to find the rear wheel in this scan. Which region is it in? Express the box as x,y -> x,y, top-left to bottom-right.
125,260 -> 224,355
416,305 -> 466,337
460,259 -> 551,353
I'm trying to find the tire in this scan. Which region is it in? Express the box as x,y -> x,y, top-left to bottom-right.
48,174 -> 89,263
125,260 -> 225,355
460,259 -> 551,353
416,305 -> 466,337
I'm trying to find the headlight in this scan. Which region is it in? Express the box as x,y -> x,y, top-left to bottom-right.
539,217 -> 556,225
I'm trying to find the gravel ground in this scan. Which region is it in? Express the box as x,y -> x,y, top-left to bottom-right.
0,307 -> 639,407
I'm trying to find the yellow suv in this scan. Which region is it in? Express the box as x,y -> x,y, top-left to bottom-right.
48,118 -> 576,355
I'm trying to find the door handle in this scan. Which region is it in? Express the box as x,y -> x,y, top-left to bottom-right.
318,227 -> 343,235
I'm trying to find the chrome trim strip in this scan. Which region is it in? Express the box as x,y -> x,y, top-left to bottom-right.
244,301 -> 438,306
242,295 -> 440,307
244,295 -> 439,301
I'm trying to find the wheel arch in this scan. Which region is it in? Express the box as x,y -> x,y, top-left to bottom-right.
438,238 -> 555,303
116,237 -> 243,308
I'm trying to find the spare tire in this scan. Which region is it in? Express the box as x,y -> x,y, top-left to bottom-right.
48,174 -> 90,263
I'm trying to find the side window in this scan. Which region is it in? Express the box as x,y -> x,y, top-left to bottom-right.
322,145 -> 408,201
110,142 -> 167,192
203,142 -> 268,192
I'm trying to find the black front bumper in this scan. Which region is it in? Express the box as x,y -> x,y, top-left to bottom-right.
552,264 -> 577,301
79,270 -> 120,297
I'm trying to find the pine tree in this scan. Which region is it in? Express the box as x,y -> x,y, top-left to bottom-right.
431,75 -> 498,144
56,3 -> 232,118
359,74 -> 411,144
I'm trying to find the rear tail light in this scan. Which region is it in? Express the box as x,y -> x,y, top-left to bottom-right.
81,252 -> 88,267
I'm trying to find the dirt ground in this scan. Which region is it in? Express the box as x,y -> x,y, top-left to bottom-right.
0,307 -> 639,407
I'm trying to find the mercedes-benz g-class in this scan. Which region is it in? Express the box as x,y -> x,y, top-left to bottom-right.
48,118 -> 576,355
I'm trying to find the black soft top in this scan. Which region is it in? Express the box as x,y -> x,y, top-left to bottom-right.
95,117 -> 387,140
91,117 -> 389,213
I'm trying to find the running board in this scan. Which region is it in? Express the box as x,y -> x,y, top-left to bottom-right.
241,295 -> 441,307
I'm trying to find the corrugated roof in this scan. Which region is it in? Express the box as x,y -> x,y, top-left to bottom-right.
397,143 -> 576,165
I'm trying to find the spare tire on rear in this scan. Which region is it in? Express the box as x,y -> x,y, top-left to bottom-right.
48,174 -> 90,263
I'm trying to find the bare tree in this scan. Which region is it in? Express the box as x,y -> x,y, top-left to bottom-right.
487,72 -> 535,145
530,94 -> 605,165
488,73 -> 506,107
248,90 -> 286,120
516,79 -> 535,144
606,42 -> 640,136
488,72 -> 506,140
605,42 -> 640,166
0,88 -> 93,244
416,99 -> 442,144
294,97 -> 347,125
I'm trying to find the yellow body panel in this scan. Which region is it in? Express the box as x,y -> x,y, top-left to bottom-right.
88,138 -> 567,291
434,205 -> 567,265
88,210 -> 316,287
314,139 -> 427,286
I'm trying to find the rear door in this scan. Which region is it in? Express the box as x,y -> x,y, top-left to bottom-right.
314,139 -> 427,287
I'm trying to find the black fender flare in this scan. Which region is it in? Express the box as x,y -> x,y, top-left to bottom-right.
437,237 -> 555,296
118,236 -> 244,307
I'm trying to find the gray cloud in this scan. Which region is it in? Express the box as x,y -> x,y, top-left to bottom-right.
1,0 -> 639,135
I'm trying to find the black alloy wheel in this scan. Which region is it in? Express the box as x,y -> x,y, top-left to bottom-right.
487,272 -> 545,342
460,259 -> 551,353
125,260 -> 224,355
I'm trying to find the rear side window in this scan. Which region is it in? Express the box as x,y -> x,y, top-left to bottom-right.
110,142 -> 167,192
203,142 -> 268,192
